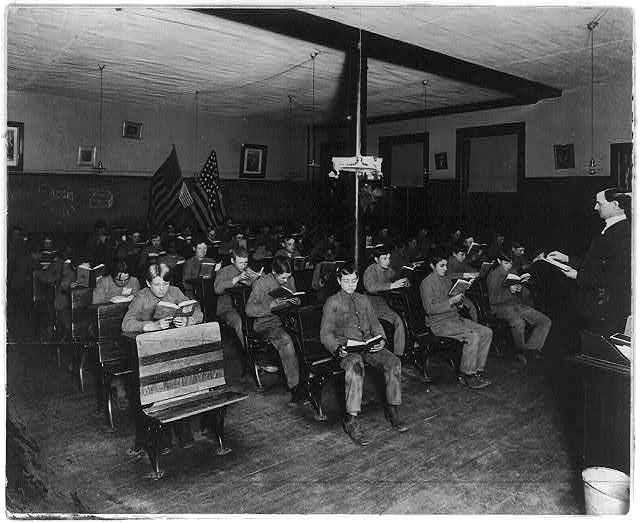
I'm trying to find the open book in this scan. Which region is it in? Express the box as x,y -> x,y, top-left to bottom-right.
345,334 -> 385,353
540,257 -> 574,273
402,260 -> 425,271
110,294 -> 134,304
466,242 -> 486,257
153,299 -> 199,320
269,286 -> 305,299
76,263 -> 105,288
503,272 -> 531,286
609,333 -> 631,361
449,278 -> 472,296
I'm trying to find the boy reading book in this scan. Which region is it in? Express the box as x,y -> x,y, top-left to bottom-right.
245,255 -> 304,407
121,263 -> 204,457
182,238 -> 217,297
362,244 -> 408,356
320,262 -> 407,446
214,246 -> 261,350
122,263 -> 202,333
420,252 -> 493,390
486,251 -> 551,360
92,260 -> 140,304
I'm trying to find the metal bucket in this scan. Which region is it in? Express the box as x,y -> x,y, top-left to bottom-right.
582,467 -> 630,515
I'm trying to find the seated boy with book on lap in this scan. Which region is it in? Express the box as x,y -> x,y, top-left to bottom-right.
320,262 -> 408,447
122,262 -> 204,456
245,255 -> 305,406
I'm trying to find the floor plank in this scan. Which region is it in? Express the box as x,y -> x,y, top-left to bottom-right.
5,340 -> 583,514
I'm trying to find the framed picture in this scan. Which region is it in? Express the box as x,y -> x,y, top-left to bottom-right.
239,144 -> 268,178
553,143 -> 575,170
7,121 -> 24,172
434,152 -> 448,170
122,120 -> 143,140
78,145 -> 96,167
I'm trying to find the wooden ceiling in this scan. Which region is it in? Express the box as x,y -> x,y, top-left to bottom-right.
6,6 -> 633,124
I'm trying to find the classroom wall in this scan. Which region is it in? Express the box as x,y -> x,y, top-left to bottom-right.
368,79 -> 632,181
6,90 -> 308,180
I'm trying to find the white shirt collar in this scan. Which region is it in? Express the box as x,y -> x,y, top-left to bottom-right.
601,214 -> 626,235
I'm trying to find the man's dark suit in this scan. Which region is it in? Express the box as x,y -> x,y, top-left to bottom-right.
571,218 -> 631,336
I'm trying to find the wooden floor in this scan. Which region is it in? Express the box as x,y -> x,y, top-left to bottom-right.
5,336 -> 585,515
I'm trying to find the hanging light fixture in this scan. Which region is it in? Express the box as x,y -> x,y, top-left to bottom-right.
96,64 -> 105,172
308,51 -> 320,169
586,18 -> 602,175
288,94 -> 295,175
422,79 -> 430,186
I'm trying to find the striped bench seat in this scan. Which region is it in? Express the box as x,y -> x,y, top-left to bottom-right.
136,322 -> 248,479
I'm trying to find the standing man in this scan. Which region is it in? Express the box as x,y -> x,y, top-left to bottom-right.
321,263 -> 407,446
549,188 -> 631,336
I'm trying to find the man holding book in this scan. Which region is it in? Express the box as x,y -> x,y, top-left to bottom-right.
362,244 -> 408,357
214,246 -> 262,351
547,188 -> 631,336
486,251 -> 552,360
321,263 -> 407,446
245,255 -> 304,406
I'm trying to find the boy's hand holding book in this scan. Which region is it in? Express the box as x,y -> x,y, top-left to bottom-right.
449,293 -> 465,307
390,277 -> 410,289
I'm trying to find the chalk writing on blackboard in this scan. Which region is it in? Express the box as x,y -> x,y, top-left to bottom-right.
88,189 -> 114,209
39,183 -> 77,217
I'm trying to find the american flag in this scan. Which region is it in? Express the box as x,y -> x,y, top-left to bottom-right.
191,149 -> 228,230
147,145 -> 184,231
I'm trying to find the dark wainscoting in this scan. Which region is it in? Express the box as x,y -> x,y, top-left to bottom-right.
7,173 -> 311,233
378,174 -> 617,253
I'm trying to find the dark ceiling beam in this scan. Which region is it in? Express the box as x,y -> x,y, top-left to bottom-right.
367,98 -> 534,125
199,8 -> 562,103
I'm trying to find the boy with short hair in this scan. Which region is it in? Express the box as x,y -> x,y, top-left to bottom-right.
362,244 -> 408,356
321,263 -> 407,446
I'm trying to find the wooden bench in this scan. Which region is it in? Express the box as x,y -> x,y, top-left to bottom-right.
135,322 -> 248,479
94,302 -> 132,428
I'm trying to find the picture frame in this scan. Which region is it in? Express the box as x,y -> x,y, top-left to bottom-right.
553,143 -> 575,170
434,152 -> 448,170
77,145 -> 96,167
239,143 -> 268,178
7,121 -> 24,172
122,120 -> 143,140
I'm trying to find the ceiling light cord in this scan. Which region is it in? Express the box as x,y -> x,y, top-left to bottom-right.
309,51 -> 319,168
587,18 -> 599,174
98,64 -> 105,171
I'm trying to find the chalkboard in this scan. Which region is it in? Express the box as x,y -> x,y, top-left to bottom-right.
8,173 -> 151,232
8,173 -> 311,232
